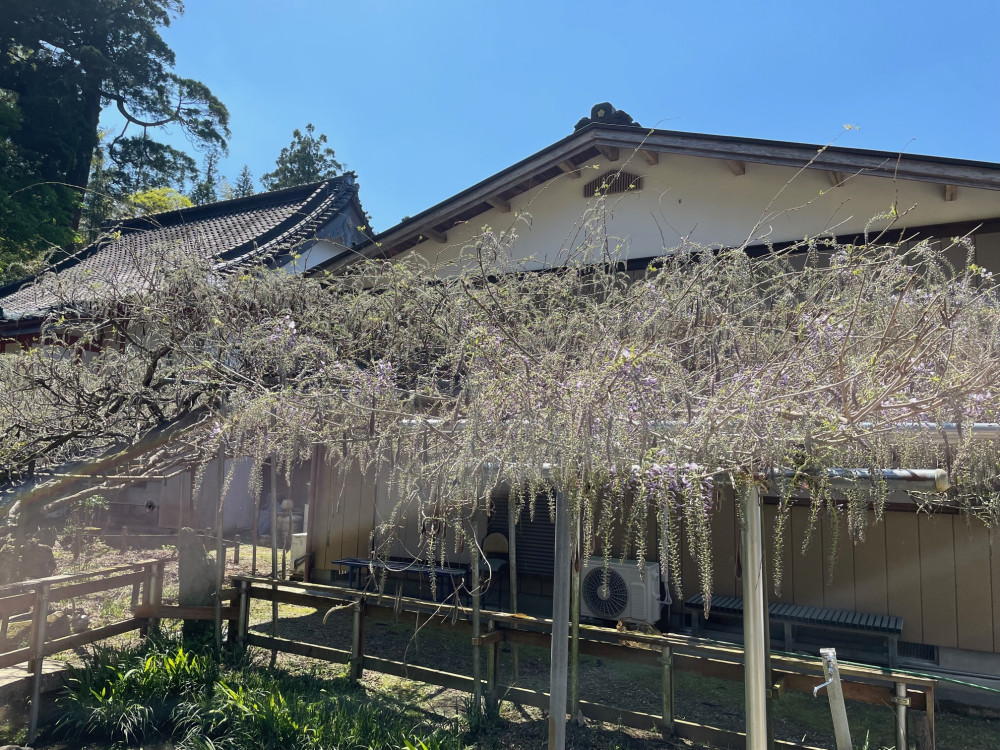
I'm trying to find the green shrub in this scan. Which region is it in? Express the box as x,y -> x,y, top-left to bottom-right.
54,637 -> 458,750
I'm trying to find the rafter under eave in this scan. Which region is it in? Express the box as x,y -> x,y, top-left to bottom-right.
596,145 -> 620,163
828,171 -> 847,188
422,228 -> 448,244
486,196 -> 511,213
725,160 -> 746,176
558,160 -> 582,178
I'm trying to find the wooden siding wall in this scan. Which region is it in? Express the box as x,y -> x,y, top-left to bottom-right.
155,470 -> 193,529
679,488 -> 1000,653
313,466 -> 1000,654
313,458 -> 476,573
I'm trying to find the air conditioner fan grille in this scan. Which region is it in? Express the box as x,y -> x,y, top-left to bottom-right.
582,566 -> 629,618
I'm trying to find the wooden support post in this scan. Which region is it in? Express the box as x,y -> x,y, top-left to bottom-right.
227,585 -> 241,644
215,445 -> 226,657
350,601 -> 366,681
121,524 -> 129,552
661,645 -> 674,736
0,612 -> 7,651
237,580 -> 250,646
507,497 -> 519,683
485,618 -> 498,716
763,545 -> 775,750
742,484 -> 768,750
269,455 -> 279,666
130,579 -> 141,613
140,563 -> 153,636
150,560 -> 164,632
252,493 -> 260,576
27,582 -> 50,744
548,489 -> 570,750
234,534 -> 241,565
569,507 -> 581,718
820,648 -> 853,750
471,531 -> 483,715
282,508 -> 288,580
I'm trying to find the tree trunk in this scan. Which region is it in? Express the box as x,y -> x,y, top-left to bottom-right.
68,83 -> 103,230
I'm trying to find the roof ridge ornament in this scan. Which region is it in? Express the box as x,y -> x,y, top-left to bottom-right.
574,102 -> 640,131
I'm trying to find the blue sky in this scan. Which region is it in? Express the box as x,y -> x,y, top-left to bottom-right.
133,0 -> 999,231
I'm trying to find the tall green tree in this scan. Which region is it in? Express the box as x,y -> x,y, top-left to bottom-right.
0,0 -> 229,261
233,165 -> 255,198
260,124 -> 341,191
190,150 -> 221,206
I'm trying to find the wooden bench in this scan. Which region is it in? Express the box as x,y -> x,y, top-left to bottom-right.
330,557 -> 467,602
685,594 -> 903,667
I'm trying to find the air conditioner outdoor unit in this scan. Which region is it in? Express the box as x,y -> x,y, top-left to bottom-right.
579,557 -> 668,625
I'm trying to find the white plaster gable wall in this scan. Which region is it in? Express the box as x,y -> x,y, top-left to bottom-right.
400,152 -> 1000,273
281,205 -> 367,275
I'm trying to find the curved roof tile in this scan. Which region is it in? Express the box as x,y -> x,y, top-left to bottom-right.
0,177 -> 359,322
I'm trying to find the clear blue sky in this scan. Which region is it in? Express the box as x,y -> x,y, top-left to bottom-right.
139,0 -> 999,231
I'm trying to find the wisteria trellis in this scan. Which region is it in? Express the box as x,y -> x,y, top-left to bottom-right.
3,220 -> 1000,604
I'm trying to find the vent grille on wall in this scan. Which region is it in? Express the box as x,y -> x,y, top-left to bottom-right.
897,640 -> 937,662
584,170 -> 643,198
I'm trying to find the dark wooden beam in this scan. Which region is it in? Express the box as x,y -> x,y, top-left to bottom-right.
247,633 -> 350,664
558,160 -> 582,178
421,228 -> 448,244
597,145 -> 620,162
134,604 -> 238,621
485,196 -> 511,213
639,149 -> 659,165
944,184 -> 958,202
725,160 -> 746,176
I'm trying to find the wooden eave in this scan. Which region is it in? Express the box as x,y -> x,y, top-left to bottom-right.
316,125 -> 1000,270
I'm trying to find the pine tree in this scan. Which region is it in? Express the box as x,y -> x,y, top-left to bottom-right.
233,165 -> 255,198
260,124 -> 341,191
191,151 -> 221,205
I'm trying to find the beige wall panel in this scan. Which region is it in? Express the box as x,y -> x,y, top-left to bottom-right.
975,231 -> 1000,273
918,513 -> 958,648
712,489 -> 738,597
953,518 -> 994,652
764,504 -> 795,603
821,511 -> 855,611
790,507 -> 825,607
851,511 -> 888,616
885,512 -> 922,643
158,471 -> 188,529
317,461 -> 343,569
373,468 -> 406,558
679,519 -> 700,601
343,462 -> 366,559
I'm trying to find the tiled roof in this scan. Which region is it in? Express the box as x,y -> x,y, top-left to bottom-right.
0,176 -> 359,321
